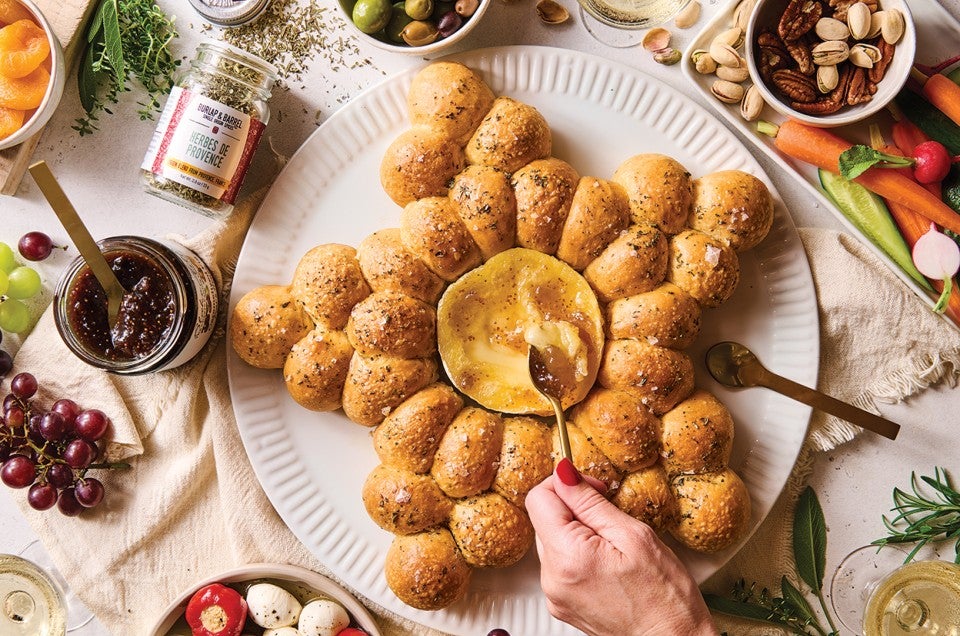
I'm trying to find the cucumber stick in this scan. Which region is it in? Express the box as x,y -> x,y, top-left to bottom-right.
818,169 -> 932,290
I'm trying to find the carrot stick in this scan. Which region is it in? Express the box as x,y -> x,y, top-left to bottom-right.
772,119 -> 960,235
891,119 -> 930,156
921,73 -> 960,129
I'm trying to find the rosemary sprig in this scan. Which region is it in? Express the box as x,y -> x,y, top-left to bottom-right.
872,467 -> 960,563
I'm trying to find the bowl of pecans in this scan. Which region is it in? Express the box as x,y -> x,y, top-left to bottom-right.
745,0 -> 915,127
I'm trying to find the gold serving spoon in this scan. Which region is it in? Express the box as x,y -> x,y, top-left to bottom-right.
29,161 -> 125,326
705,341 -> 901,441
528,343 -> 573,463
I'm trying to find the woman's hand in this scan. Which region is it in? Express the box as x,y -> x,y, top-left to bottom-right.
525,459 -> 718,636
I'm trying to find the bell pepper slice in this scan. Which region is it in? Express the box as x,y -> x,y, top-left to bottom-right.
185,583 -> 248,636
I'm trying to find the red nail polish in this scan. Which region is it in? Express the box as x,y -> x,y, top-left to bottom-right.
556,458 -> 581,486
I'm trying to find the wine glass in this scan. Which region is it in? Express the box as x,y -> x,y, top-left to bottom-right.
578,0 -> 692,48
830,544 -> 960,635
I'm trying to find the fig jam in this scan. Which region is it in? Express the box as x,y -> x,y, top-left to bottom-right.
54,237 -> 219,375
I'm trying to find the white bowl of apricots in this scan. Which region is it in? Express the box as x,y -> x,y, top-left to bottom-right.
0,0 -> 64,150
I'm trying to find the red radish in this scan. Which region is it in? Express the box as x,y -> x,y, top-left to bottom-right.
912,141 -> 953,184
912,224 -> 960,313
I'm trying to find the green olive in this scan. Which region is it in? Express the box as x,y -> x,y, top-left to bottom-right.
401,19 -> 439,45
404,0 -> 433,21
352,0 -> 393,34
386,2 -> 414,43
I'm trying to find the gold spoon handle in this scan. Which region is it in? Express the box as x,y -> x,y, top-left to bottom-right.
550,396 -> 573,463
757,368 -> 901,441
29,161 -> 125,324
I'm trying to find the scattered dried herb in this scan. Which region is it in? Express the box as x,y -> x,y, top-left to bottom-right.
74,0 -> 180,135
872,467 -> 960,563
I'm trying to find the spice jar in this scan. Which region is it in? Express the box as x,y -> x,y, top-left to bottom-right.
53,237 -> 219,375
141,41 -> 277,218
187,0 -> 273,27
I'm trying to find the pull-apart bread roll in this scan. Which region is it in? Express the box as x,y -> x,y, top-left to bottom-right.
660,389 -> 734,476
380,127 -> 466,207
385,528 -> 472,610
689,170 -> 774,251
292,244 -> 371,330
362,464 -> 453,535
612,154 -> 693,235
583,223 -> 668,303
611,465 -> 679,532
466,96 -> 552,173
667,229 -> 740,308
669,468 -> 752,553
283,328 -> 354,412
555,177 -> 632,271
513,158 -> 579,254
357,229 -> 445,305
570,387 -> 661,473
554,423 -> 622,490
406,61 -> 495,144
599,339 -> 695,415
341,354 -> 438,426
492,416 -> 553,510
230,285 -> 312,369
373,383 -> 463,474
431,407 -> 504,498
606,283 -> 701,349
346,290 -> 436,359
400,196 -> 482,282
448,493 -> 534,568
448,165 -> 517,260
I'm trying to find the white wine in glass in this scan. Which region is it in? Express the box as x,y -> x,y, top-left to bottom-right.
578,0 -> 691,48
831,545 -> 960,636
0,554 -> 67,636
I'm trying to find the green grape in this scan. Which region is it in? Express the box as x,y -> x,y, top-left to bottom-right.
0,299 -> 30,333
0,270 -> 8,297
0,243 -> 16,273
6,266 -> 41,299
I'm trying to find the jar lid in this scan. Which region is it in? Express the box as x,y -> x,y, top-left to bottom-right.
187,0 -> 272,27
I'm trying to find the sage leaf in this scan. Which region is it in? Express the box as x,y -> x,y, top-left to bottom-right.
100,0 -> 126,84
704,594 -> 780,622
87,0 -> 105,44
794,486 -> 828,593
780,576 -> 819,626
77,31 -> 103,114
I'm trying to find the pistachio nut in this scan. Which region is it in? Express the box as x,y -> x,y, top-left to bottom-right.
849,42 -> 881,68
811,40 -> 849,66
400,19 -> 439,45
731,0 -> 756,31
653,47 -> 682,65
815,17 -> 849,41
816,64 -> 839,93
674,0 -> 700,29
454,0 -> 479,17
846,1 -> 871,40
866,11 -> 884,39
739,84 -> 764,122
642,27 -> 671,52
710,79 -> 745,104
713,26 -> 744,49
692,50 -> 717,74
716,64 -> 749,82
536,0 -> 570,24
881,9 -> 905,45
709,42 -> 742,68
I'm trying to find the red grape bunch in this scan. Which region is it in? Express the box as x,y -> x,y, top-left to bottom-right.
0,372 -> 125,516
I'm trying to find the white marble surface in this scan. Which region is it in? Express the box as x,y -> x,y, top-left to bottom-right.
1,0 -> 959,634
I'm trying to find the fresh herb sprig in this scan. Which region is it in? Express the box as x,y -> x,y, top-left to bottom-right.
872,467 -> 960,563
73,0 -> 180,135
705,487 -> 839,636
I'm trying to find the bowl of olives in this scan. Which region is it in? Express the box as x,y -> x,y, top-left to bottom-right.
340,0 -> 490,53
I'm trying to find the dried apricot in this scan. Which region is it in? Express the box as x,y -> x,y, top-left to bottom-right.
0,105 -> 24,140
0,20 -> 48,78
0,0 -> 33,28
0,64 -> 47,110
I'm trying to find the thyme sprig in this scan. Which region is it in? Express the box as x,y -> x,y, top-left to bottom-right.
872,467 -> 960,563
74,0 -> 180,135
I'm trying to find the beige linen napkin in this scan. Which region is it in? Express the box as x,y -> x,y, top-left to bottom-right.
10,216 -> 960,635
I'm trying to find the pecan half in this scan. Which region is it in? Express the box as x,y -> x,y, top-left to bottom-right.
758,31 -> 790,81
847,66 -> 873,105
778,0 -> 822,41
773,69 -> 818,103
828,0 -> 877,21
785,35 -> 816,75
868,37 -> 895,84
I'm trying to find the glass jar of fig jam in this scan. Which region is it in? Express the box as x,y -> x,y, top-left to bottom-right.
53,237 -> 219,375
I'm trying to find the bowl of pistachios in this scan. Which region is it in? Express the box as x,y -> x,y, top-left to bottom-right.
338,0 -> 490,54
744,0 -> 915,127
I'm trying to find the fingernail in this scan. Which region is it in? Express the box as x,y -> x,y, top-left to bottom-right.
556,457 -> 581,486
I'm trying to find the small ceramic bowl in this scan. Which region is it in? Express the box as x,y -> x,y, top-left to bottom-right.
0,0 -> 66,150
148,563 -> 382,636
338,0 -> 491,56
745,0 -> 915,128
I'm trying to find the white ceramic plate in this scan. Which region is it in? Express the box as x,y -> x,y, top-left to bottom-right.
227,45 -> 819,636
148,563 -> 383,636
682,0 -> 960,333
